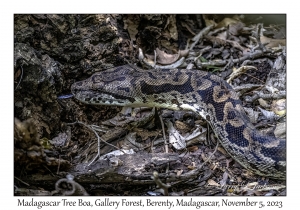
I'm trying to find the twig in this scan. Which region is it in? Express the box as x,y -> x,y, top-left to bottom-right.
67,121 -> 124,166
194,46 -> 212,62
152,171 -> 171,196
14,176 -> 30,186
189,24 -> 215,50
56,155 -> 61,174
125,132 -> 145,149
196,59 -> 227,69
14,64 -> 24,91
245,91 -> 286,103
178,139 -> 219,180
244,73 -> 265,84
200,139 -> 219,169
256,24 -> 267,52
154,49 -> 157,66
226,66 -> 257,83
159,115 -> 168,153
42,165 -> 55,177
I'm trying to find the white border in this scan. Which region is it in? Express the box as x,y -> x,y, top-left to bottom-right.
2,0 -> 297,209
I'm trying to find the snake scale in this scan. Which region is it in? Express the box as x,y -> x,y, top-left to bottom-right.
71,64 -> 286,179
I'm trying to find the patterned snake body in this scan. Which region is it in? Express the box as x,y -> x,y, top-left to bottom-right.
71,65 -> 286,179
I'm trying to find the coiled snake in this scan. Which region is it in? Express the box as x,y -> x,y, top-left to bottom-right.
71,64 -> 286,179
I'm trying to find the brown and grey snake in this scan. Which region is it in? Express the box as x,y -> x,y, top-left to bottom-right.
71,64 -> 286,179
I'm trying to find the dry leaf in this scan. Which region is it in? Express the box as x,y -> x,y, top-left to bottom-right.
271,99 -> 286,116
258,98 -> 270,108
207,179 -> 220,186
175,120 -> 191,133
274,122 -> 286,139
217,147 -> 228,156
219,172 -> 228,187
187,165 -> 196,170
207,35 -> 227,46
165,15 -> 178,40
216,17 -> 240,28
187,162 -> 196,170
187,145 -> 199,152
134,128 -> 161,141
261,35 -> 286,48
258,107 -> 276,120
14,69 -> 21,79
155,48 -> 189,65
175,169 -> 183,176
244,107 -> 259,124
123,15 -> 140,41
181,21 -> 196,36
228,22 -> 245,36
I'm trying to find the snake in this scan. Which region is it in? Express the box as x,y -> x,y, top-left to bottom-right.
71,64 -> 286,180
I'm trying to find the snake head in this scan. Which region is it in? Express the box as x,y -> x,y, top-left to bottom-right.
71,66 -> 139,106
